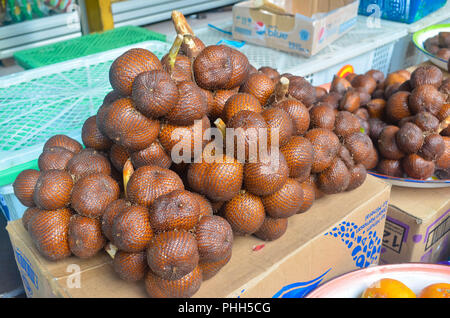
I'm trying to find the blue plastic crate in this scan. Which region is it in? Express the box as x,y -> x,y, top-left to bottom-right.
358,0 -> 447,24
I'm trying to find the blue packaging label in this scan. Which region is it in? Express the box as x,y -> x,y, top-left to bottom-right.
15,247 -> 38,291
325,201 -> 387,268
272,201 -> 388,298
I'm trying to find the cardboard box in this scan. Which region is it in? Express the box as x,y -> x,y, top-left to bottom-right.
231,0 -> 358,57
7,175 -> 390,298
380,186 -> 450,265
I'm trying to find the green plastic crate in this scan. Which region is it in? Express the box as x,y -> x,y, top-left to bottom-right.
0,40 -> 171,221
13,26 -> 167,69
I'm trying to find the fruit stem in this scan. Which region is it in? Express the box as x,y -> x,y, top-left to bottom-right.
168,34 -> 184,74
105,242 -> 118,259
275,76 -> 290,101
172,10 -> 194,36
123,158 -> 134,199
214,118 -> 227,139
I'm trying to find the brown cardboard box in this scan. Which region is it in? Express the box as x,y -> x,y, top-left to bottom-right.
7,175 -> 390,298
232,0 -> 358,57
380,186 -> 450,265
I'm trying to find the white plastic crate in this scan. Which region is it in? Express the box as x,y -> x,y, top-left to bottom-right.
0,40 -> 171,221
181,15 -> 406,86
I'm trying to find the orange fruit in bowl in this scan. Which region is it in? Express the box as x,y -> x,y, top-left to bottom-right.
361,278 -> 416,298
418,283 -> 450,298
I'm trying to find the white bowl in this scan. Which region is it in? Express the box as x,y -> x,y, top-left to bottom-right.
306,263 -> 450,298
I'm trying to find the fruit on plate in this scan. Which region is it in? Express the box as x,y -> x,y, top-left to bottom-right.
361,278 -> 416,298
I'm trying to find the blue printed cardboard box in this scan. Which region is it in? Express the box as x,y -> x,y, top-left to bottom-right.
380,186 -> 450,266
6,175 -> 390,298
231,0 -> 358,57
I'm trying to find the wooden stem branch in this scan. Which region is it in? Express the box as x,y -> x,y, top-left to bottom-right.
168,34 -> 184,74
172,10 -> 194,36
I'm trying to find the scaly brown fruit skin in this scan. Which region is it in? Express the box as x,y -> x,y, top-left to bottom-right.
344,132 -> 375,165
222,93 -> 263,124
309,104 -> 336,130
409,64 -> 443,89
166,81 -> 208,126
240,72 -> 275,106
148,189 -> 200,232
419,134 -> 445,161
402,154 -> 435,180
81,115 -> 112,151
194,215 -> 233,262
377,159 -> 404,178
385,91 -> 412,123
43,134 -> 82,154
227,110 -> 268,163
109,48 -> 162,96
288,76 -> 316,108
112,205 -> 153,253
280,136 -> 314,180
199,250 -> 232,280
126,165 -> 184,208
192,45 -> 234,90
262,178 -> 304,219
395,122 -> 424,154
296,180 -> 315,213
22,207 -> 41,232
366,99 -> 386,119
377,125 -> 405,160
304,128 -> 340,173
28,208 -> 72,261
222,191 -> 265,235
67,149 -> 112,182
131,70 -> 179,119
68,214 -> 105,259
144,266 -> 202,298
253,217 -> 288,241
334,111 -> 361,138
330,75 -> 352,95
33,170 -> 73,211
113,251 -> 148,282
273,98 -> 310,136
131,141 -> 171,170
339,90 -> 361,113
436,136 -> 450,169
351,74 -> 377,95
244,151 -> 289,196
365,69 -> 385,85
101,199 -> 129,242
146,231 -> 199,281
38,147 -> 74,171
408,84 -> 445,116
261,107 -> 294,148
413,111 -> 440,133
203,155 -> 244,202
258,66 -> 280,84
70,173 -> 120,219
317,158 -> 350,195
100,98 -> 161,152
13,169 -> 40,207
346,163 -> 367,191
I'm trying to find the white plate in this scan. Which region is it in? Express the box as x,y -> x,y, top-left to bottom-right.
306,263 -> 450,298
368,171 -> 450,188
413,23 -> 450,70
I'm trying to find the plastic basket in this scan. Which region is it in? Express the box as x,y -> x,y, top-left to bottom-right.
358,0 -> 447,24
0,40 -> 171,221
187,17 -> 406,85
13,26 -> 167,69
